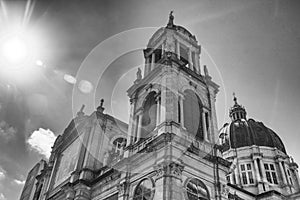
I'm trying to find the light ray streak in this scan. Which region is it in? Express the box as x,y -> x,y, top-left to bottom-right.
23,0 -> 36,27
0,0 -> 8,23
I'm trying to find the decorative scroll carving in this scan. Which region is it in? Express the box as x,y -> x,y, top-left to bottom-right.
170,162 -> 184,177
154,161 -> 184,180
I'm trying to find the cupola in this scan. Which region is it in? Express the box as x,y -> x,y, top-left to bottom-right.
229,93 -> 247,121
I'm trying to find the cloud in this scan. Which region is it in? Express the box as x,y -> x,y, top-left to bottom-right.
27,128 -> 56,159
13,179 -> 25,185
0,193 -> 6,200
0,121 -> 17,143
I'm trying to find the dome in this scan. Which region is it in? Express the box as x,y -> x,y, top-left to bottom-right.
147,12 -> 197,48
220,117 -> 286,154
219,95 -> 286,154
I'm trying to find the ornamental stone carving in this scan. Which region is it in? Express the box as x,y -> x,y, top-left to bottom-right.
117,180 -> 128,195
221,183 -> 230,197
154,161 -> 184,180
62,185 -> 75,200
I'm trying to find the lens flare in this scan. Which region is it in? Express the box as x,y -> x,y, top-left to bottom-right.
1,35 -> 29,64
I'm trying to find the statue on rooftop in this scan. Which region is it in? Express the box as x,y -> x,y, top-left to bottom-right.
167,11 -> 174,27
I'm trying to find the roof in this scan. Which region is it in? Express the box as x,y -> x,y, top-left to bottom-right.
220,118 -> 286,153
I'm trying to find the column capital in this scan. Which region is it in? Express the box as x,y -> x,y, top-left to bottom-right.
154,161 -> 184,181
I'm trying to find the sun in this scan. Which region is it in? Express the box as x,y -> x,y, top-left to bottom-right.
1,34 -> 29,64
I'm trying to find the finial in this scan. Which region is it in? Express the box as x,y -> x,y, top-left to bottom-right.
204,65 -> 209,76
167,11 -> 174,27
77,104 -> 85,117
97,99 -> 105,113
136,68 -> 142,80
233,92 -> 238,105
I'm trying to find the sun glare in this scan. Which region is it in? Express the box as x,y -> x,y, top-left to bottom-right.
1,34 -> 29,64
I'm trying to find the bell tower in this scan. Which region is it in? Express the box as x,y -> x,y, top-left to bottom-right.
126,11 -> 219,146
120,12 -> 229,200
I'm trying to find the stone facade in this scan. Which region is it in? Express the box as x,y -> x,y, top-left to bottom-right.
20,13 -> 300,200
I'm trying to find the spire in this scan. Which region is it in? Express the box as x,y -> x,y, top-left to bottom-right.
167,11 -> 175,28
233,92 -> 238,105
229,93 -> 247,121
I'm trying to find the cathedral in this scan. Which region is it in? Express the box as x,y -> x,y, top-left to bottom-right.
20,13 -> 300,200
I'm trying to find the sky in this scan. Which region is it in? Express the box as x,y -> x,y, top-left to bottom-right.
0,0 -> 300,199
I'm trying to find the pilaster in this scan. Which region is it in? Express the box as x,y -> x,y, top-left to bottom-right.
153,161 -> 184,200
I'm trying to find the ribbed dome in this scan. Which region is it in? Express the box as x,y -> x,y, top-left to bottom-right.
219,118 -> 286,154
220,94 -> 286,154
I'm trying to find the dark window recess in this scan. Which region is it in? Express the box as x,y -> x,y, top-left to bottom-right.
180,44 -> 189,66
257,159 -> 262,178
205,112 -> 209,132
272,172 -> 278,184
134,115 -> 140,142
248,172 -> 254,184
226,175 -> 231,183
183,90 -> 204,141
241,165 -> 245,171
192,51 -> 197,70
154,46 -> 162,63
266,171 -> 272,183
141,92 -> 157,139
178,100 -> 181,124
233,174 -> 236,185
264,164 -> 269,170
264,163 -> 278,185
242,172 -> 248,185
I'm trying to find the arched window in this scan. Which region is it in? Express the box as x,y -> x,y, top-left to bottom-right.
133,178 -> 155,200
141,92 -> 157,139
183,90 -> 204,140
185,178 -> 210,200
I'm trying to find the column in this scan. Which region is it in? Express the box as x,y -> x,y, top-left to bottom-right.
179,96 -> 184,128
234,167 -> 241,186
144,57 -> 150,77
196,53 -> 201,74
279,160 -> 288,185
230,172 -> 234,184
176,41 -> 180,59
259,158 -> 270,191
259,159 -> 267,182
136,114 -> 143,141
253,159 -> 261,182
293,168 -> 300,187
46,155 -> 59,191
188,48 -> 193,70
156,97 -> 161,126
202,111 -> 208,141
126,99 -> 135,145
253,158 -> 264,193
151,53 -> 155,71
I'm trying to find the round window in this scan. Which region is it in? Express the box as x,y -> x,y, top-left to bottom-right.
133,178 -> 155,200
185,178 -> 209,200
